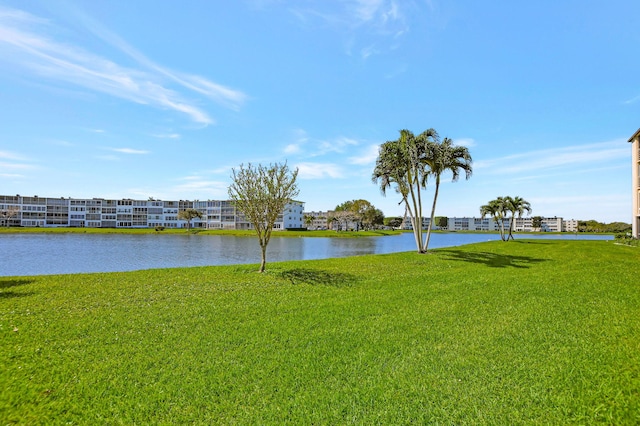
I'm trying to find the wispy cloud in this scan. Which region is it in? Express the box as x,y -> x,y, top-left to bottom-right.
289,0 -> 410,57
96,155 -> 120,161
317,136 -> 359,155
348,144 -> 379,165
0,172 -> 25,178
284,143 -> 302,154
529,193 -> 629,221
624,94 -> 640,105
110,148 -> 150,155
296,162 -> 344,179
475,139 -> 628,176
0,162 -> 35,171
152,133 -> 181,140
0,151 -> 36,175
454,138 -> 476,148
284,130 -> 361,158
0,6 -> 247,125
166,175 -> 229,198
0,150 -> 29,161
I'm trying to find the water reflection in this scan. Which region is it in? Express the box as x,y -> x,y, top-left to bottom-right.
0,232 -> 612,277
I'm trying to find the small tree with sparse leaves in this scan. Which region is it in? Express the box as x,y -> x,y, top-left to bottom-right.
177,208 -> 203,231
228,162 -> 299,272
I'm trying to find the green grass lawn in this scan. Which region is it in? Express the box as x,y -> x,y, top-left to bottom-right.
2,240 -> 639,424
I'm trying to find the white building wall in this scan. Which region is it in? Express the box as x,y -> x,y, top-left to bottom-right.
401,216 -> 570,233
562,219 -> 579,232
630,129 -> 640,238
1,195 -> 304,230
283,201 -> 305,229
304,211 -> 330,230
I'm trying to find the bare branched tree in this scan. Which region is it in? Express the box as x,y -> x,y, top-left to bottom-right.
0,206 -> 20,227
228,162 -> 299,272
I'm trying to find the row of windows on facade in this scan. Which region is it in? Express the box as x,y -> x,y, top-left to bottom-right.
1,196 -> 304,228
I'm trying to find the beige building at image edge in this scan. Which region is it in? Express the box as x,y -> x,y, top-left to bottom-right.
630,128 -> 640,238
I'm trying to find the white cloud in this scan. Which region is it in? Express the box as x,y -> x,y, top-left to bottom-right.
0,6 -> 248,125
152,133 -> 181,139
624,94 -> 640,105
289,0 -> 410,57
0,161 -> 34,170
96,155 -> 120,161
296,162 -> 344,179
284,143 -> 301,154
284,130 -> 361,158
360,44 -> 379,59
0,150 -> 28,161
317,136 -> 359,155
529,193 -> 629,221
454,138 -> 476,148
475,139 -> 628,176
348,144 -> 380,165
110,148 -> 150,155
0,152 -> 36,174
168,177 -> 229,199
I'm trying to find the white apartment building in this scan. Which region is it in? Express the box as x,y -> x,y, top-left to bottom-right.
0,195 -> 304,230
402,215 -> 577,232
630,128 -> 640,238
304,211 -> 331,230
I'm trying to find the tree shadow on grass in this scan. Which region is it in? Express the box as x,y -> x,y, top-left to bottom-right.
0,279 -> 36,299
0,291 -> 35,299
437,249 -> 549,269
279,268 -> 358,287
0,279 -> 35,289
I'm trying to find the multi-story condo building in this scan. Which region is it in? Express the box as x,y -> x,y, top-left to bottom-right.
0,195 -> 304,230
303,211 -> 331,230
630,128 -> 640,238
402,215 -> 576,232
562,219 -> 579,233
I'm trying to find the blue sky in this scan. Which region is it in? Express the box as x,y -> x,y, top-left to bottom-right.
0,0 -> 637,223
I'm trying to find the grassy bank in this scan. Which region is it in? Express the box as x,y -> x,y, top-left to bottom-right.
2,240 -> 639,424
0,227 -> 399,238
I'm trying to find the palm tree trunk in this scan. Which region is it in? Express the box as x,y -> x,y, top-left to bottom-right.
497,216 -> 506,241
424,176 -> 440,251
407,176 -> 424,253
404,199 -> 421,253
508,214 -> 515,241
415,175 -> 426,253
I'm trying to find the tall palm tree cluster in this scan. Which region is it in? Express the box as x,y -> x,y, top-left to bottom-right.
372,128 -> 473,253
480,196 -> 532,241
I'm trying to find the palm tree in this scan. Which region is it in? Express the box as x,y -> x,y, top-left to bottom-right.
505,196 -> 532,240
372,129 -> 437,253
304,214 -> 314,230
423,137 -> 472,251
480,197 -> 508,241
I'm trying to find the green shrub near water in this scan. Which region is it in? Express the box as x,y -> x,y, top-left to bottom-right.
1,240 -> 639,424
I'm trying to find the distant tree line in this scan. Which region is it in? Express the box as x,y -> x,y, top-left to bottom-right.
578,220 -> 631,233
329,199 -> 384,231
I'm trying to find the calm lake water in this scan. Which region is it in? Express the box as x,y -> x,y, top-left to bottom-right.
1,232 -> 612,277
